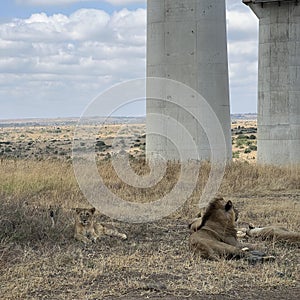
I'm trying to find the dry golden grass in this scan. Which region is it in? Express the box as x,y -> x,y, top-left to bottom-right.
0,158 -> 299,299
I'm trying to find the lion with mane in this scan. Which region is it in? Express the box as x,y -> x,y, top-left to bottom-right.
189,197 -> 250,260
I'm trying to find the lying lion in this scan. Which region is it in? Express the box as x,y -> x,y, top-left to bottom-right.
189,197 -> 274,262
189,197 -> 251,260
246,224 -> 300,245
74,208 -> 127,244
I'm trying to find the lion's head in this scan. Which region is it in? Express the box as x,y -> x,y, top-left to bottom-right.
75,207 -> 96,226
189,197 -> 238,232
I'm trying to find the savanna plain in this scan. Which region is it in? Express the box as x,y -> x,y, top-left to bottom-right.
0,117 -> 299,299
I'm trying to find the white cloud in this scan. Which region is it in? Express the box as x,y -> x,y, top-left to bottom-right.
0,10 -> 112,42
0,8 -> 146,118
226,1 -> 259,113
0,2 -> 260,118
227,9 -> 258,41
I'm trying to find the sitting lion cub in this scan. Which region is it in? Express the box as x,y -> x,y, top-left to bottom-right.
74,208 -> 127,243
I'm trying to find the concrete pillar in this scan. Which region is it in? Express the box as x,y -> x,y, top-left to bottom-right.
146,0 -> 232,161
243,0 -> 300,165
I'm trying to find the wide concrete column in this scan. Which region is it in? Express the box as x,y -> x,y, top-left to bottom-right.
243,0 -> 300,165
146,0 -> 232,161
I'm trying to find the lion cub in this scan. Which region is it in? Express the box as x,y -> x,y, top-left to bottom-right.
74,208 -> 127,244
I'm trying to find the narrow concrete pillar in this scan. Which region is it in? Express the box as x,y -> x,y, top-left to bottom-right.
146,0 -> 232,161
243,0 -> 300,165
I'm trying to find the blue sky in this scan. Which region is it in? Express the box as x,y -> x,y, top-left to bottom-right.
0,0 -> 258,119
0,0 -> 146,20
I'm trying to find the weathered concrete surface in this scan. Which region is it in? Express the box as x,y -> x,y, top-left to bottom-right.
146,0 -> 231,161
244,0 -> 300,165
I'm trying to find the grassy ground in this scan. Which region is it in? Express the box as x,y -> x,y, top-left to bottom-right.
0,158 -> 299,299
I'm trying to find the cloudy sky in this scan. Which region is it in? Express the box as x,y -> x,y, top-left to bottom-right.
0,0 -> 258,119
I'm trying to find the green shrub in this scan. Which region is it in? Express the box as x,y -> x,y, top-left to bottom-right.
232,151 -> 240,158
237,134 -> 249,139
244,148 -> 252,154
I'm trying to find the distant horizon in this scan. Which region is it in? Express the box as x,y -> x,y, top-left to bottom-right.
0,112 -> 257,123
